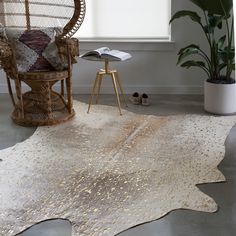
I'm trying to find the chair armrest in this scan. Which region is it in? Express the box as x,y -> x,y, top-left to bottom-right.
0,39 -> 12,59
0,39 -> 14,70
66,38 -> 79,58
55,37 -> 79,64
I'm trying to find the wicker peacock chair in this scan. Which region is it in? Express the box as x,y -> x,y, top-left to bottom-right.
0,0 -> 86,126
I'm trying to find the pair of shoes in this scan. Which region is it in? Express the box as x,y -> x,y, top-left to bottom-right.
141,93 -> 150,106
130,92 -> 150,106
129,92 -> 140,105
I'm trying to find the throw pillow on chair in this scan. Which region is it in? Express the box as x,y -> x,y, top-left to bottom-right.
5,28 -> 55,72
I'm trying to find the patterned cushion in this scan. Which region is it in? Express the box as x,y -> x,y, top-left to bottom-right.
43,41 -> 67,71
5,28 -> 56,72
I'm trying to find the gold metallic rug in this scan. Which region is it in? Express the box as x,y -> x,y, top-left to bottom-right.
0,101 -> 235,236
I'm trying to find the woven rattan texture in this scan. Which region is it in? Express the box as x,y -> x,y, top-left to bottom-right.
0,0 -> 86,38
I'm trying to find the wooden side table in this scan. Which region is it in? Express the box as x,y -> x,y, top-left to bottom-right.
87,59 -> 128,115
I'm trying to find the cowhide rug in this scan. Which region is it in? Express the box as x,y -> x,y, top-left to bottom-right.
0,101 -> 235,236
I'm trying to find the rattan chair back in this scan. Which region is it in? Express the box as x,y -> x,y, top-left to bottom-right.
0,0 -> 86,38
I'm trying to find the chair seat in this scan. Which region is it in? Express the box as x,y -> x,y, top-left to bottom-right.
12,69 -> 74,126
18,70 -> 69,81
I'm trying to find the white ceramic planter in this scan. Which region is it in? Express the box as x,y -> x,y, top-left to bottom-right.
204,80 -> 236,115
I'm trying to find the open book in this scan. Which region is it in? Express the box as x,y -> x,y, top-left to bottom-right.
81,47 -> 132,61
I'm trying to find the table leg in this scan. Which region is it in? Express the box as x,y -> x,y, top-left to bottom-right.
111,72 -> 122,116
96,73 -> 103,104
87,72 -> 100,114
115,71 -> 128,107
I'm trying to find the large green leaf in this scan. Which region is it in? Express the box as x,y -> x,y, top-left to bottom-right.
169,10 -> 201,24
190,0 -> 233,16
177,45 -> 201,65
218,48 -> 235,62
208,15 -> 224,29
180,60 -> 206,69
178,44 -> 200,55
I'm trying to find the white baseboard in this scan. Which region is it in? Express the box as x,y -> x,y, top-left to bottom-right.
0,83 -> 203,95
72,85 -> 204,94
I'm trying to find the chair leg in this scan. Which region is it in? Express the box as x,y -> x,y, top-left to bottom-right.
14,77 -> 24,119
44,82 -> 53,119
61,80 -> 65,97
111,72 -> 122,116
114,71 -> 128,107
66,76 -> 73,114
87,72 -> 100,114
6,76 -> 16,107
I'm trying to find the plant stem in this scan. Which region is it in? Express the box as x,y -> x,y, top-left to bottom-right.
199,48 -> 211,66
201,68 -> 211,78
199,52 -> 212,76
203,10 -> 214,79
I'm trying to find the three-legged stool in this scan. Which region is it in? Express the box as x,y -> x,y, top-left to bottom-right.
87,59 -> 127,115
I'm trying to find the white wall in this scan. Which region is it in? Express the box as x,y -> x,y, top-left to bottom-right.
0,0 -> 212,94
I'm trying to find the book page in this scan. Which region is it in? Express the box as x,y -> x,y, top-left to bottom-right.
101,50 -> 132,61
95,47 -> 110,55
81,47 -> 110,58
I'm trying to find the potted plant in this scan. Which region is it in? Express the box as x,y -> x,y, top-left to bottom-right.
170,0 -> 235,114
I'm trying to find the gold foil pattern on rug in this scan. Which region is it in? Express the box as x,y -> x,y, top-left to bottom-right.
0,101 -> 235,236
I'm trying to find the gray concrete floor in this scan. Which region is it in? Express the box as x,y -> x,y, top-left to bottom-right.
0,94 -> 236,236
